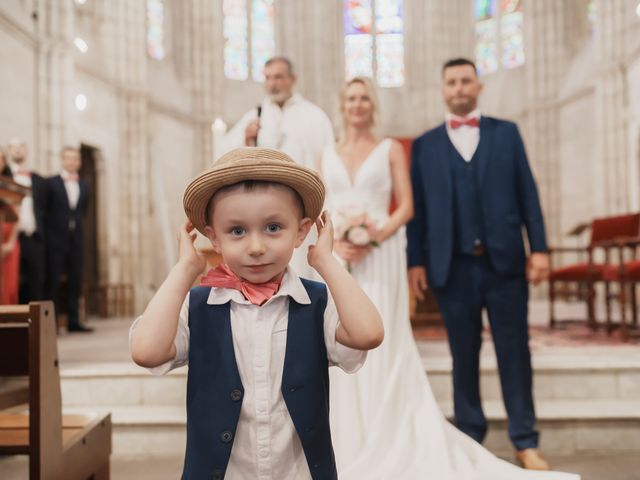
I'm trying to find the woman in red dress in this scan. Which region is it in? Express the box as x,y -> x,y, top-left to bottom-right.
0,147 -> 20,304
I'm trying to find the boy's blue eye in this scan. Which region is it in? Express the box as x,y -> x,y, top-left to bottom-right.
266,223 -> 281,233
230,227 -> 245,236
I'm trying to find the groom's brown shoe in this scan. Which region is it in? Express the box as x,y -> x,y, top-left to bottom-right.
515,448 -> 550,470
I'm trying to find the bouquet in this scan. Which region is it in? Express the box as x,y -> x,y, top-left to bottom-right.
334,211 -> 379,272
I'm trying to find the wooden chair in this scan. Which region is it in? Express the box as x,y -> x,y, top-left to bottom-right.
548,213 -> 640,330
0,301 -> 111,479
602,236 -> 640,340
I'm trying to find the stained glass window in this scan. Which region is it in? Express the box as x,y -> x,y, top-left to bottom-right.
587,0 -> 597,30
147,0 -> 165,60
344,0 -> 404,88
223,0 -> 275,82
500,0 -> 524,69
473,0 -> 524,75
251,0 -> 275,81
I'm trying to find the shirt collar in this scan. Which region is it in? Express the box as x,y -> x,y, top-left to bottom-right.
206,266 -> 311,307
445,108 -> 481,124
265,92 -> 302,110
9,162 -> 27,175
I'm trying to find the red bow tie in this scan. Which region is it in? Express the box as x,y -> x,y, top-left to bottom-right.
200,263 -> 281,306
64,174 -> 79,182
449,117 -> 480,129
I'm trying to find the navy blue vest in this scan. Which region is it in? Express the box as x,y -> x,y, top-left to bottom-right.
448,140 -> 485,255
182,279 -> 337,480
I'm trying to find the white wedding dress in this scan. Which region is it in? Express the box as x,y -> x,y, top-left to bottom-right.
322,138 -> 579,480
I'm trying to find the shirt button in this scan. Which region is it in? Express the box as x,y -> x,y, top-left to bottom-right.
259,448 -> 269,458
230,389 -> 243,401
220,431 -> 233,443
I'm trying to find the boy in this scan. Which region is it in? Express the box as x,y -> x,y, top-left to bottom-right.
130,147 -> 384,479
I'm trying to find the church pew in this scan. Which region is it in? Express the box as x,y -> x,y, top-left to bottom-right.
0,302 -> 111,480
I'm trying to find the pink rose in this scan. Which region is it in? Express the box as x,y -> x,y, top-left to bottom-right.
347,225 -> 371,246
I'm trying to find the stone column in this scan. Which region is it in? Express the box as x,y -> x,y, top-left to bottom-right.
592,0 -> 637,214
523,0 -> 570,244
108,0 -> 152,310
34,0 -> 75,171
190,0 -> 224,170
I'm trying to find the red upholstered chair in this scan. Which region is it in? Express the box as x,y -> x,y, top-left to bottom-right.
548,213 -> 640,330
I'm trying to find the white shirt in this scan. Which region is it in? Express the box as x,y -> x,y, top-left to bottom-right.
61,170 -> 80,210
9,163 -> 36,235
222,93 -> 335,171
130,267 -> 366,480
444,109 -> 481,162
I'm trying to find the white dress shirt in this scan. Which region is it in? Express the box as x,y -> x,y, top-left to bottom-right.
131,267 -> 366,480
222,93 -> 335,171
61,170 -> 80,210
9,163 -> 36,235
445,109 -> 481,162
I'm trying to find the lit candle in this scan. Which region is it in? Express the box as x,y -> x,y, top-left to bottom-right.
211,118 -> 227,163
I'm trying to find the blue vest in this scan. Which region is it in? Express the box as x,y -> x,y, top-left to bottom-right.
448,140 -> 485,255
182,279 -> 337,480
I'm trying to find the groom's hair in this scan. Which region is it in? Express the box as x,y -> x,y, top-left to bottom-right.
442,58 -> 477,76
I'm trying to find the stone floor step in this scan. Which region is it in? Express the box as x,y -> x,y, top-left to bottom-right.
62,399 -> 640,457
59,356 -> 640,407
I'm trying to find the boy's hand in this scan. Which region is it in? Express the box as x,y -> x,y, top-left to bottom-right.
308,211 -> 334,269
178,220 -> 206,277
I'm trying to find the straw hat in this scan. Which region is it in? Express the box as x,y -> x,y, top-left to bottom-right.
183,147 -> 325,234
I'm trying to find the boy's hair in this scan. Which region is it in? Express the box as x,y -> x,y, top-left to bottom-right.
205,180 -> 305,226
442,57 -> 478,76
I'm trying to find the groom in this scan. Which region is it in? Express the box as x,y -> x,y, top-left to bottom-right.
406,58 -> 551,470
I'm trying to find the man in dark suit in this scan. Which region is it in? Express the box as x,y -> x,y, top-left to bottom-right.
406,58 -> 551,470
7,139 -> 48,304
45,146 -> 92,332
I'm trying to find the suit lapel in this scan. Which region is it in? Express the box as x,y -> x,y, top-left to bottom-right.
54,175 -> 71,211
432,124 -> 452,196
475,117 -> 494,187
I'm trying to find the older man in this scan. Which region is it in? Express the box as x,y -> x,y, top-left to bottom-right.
223,57 -> 334,278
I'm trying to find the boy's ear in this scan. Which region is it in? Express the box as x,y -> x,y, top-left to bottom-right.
204,225 -> 222,254
294,217 -> 313,247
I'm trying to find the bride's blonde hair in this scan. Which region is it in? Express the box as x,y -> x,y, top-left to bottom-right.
337,77 -> 381,142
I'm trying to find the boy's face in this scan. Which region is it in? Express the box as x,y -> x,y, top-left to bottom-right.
204,185 -> 312,283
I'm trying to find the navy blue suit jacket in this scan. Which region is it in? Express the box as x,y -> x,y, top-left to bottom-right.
406,116 -> 547,288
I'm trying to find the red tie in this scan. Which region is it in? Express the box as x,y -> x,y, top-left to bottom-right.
449,117 -> 480,129
200,263 -> 281,306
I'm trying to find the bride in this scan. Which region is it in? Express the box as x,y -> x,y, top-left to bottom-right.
319,77 -> 579,480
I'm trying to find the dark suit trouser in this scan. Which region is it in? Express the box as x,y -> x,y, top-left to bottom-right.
18,232 -> 46,304
47,235 -> 82,328
432,255 -> 539,451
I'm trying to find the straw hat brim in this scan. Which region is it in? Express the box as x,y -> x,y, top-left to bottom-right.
183,157 -> 325,234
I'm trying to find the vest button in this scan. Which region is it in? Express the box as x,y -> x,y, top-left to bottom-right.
230,389 -> 242,401
220,430 -> 233,443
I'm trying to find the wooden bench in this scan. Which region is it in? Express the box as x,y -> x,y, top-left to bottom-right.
0,302 -> 112,479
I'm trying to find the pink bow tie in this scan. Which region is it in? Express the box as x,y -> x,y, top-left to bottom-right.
64,174 -> 79,182
449,117 -> 480,129
200,263 -> 281,306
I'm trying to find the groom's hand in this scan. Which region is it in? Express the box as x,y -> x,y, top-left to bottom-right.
408,266 -> 428,301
